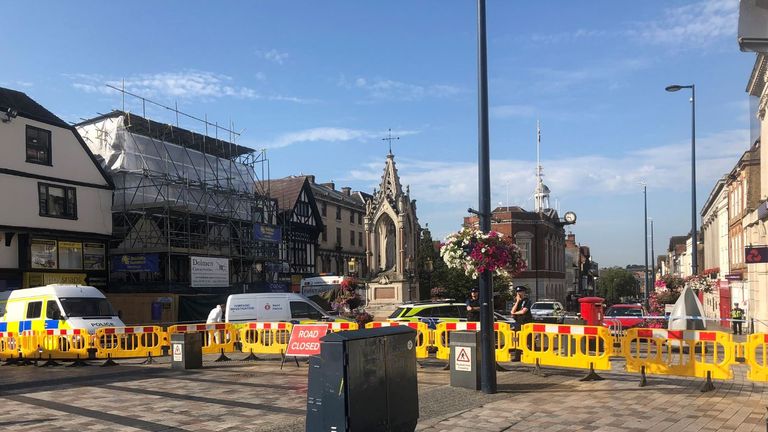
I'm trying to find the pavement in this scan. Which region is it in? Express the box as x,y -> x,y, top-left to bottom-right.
0,353 -> 766,432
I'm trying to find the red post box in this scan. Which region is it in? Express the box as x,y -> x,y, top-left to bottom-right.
578,297 -> 605,326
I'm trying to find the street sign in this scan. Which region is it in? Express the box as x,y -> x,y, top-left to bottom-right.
455,347 -> 472,371
285,324 -> 329,357
172,343 -> 182,362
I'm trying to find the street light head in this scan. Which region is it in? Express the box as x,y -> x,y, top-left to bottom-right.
665,85 -> 684,92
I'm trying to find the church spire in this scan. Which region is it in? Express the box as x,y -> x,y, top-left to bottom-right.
534,120 -> 550,212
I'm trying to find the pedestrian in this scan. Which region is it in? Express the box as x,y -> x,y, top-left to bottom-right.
207,303 -> 225,323
207,303 -> 226,344
466,288 -> 480,322
510,286 -> 533,330
732,302 -> 745,335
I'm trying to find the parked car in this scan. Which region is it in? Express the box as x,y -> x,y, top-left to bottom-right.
388,301 -> 517,329
604,304 -> 647,329
529,300 -> 565,324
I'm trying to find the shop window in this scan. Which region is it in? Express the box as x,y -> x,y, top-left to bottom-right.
26,301 -> 42,319
38,183 -> 77,219
26,125 -> 51,165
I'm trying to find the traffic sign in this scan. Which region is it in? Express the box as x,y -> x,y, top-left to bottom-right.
285,324 -> 329,357
455,347 -> 472,371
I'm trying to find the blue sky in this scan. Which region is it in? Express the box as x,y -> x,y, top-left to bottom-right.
1,0 -> 754,267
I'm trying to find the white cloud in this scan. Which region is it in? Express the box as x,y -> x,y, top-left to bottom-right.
69,71 -> 312,103
261,127 -> 419,149
628,0 -> 738,47
346,128 -> 749,206
339,75 -> 463,101
257,49 -> 289,65
527,29 -> 608,45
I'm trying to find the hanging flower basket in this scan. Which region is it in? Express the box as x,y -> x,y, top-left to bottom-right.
439,227 -> 526,279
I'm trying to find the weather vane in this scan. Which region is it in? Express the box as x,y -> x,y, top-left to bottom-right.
382,128 -> 399,155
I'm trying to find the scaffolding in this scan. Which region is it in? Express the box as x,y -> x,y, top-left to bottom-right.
77,90 -> 278,293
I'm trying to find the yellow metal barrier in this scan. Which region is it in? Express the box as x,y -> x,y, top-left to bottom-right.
0,331 -> 18,360
94,326 -> 165,359
519,323 -> 613,371
434,322 -> 514,362
366,321 -> 430,359
167,323 -> 236,355
623,328 -> 734,381
744,333 -> 768,381
239,322 -> 293,355
19,329 -> 91,360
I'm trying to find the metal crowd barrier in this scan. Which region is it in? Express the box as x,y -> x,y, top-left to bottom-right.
518,323 -> 613,376
434,322 -> 514,362
239,322 -> 293,355
167,323 -> 237,355
94,326 -> 165,360
622,328 -> 734,390
366,321 -> 430,359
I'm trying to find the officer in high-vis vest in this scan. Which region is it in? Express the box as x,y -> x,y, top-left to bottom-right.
731,303 -> 745,335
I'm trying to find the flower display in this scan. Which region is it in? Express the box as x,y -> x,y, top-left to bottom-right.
440,227 -> 526,279
685,274 -> 714,293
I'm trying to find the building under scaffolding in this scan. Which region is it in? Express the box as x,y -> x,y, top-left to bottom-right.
77,108 -> 279,300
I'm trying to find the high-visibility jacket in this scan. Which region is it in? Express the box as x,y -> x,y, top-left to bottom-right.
732,308 -> 744,320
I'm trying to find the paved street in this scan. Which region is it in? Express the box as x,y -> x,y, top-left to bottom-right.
1,354 -> 766,432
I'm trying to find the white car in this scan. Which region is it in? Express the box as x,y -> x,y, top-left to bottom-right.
529,301 -> 565,324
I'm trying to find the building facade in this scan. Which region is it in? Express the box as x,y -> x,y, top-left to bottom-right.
700,175 -> 729,323
0,88 -> 113,291
307,177 -> 367,277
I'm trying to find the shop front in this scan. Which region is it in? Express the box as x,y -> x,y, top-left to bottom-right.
20,235 -> 108,289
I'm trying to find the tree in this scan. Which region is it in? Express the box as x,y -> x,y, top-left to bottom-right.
417,228 -> 441,300
596,267 -> 638,304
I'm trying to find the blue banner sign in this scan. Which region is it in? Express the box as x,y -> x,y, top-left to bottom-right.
111,253 -> 160,272
254,224 -> 281,243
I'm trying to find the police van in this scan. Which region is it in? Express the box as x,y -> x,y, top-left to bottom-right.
0,285 -> 125,334
225,293 -> 348,323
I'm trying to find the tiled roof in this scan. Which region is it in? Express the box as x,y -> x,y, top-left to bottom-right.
267,176 -> 309,213
0,87 -> 69,128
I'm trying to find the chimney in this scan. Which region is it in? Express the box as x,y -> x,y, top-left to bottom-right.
322,182 -> 335,190
341,187 -> 351,196
306,175 -> 316,184
566,233 -> 576,247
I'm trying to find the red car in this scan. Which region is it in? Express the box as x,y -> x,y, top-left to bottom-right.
604,304 -> 647,329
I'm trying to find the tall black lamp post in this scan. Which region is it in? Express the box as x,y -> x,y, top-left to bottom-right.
642,182 -> 649,306
665,84 -> 697,275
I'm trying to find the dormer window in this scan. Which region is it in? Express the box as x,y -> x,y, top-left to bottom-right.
26,125 -> 52,165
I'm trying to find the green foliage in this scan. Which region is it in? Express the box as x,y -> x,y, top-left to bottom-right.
596,267 -> 638,304
657,274 -> 685,291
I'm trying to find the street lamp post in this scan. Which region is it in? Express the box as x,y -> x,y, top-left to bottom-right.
666,84 -> 697,275
650,218 -> 656,291
642,182 -> 649,305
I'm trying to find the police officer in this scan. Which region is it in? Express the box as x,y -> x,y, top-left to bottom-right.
732,302 -> 745,335
510,286 -> 533,330
466,288 -> 480,322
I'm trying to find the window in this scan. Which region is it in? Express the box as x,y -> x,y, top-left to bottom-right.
60,297 -> 116,317
358,232 -> 363,247
26,125 -> 52,165
290,301 -> 324,320
46,300 -> 62,320
336,206 -> 341,220
336,228 -> 342,245
358,213 -> 362,225
322,226 -> 327,242
26,301 -> 43,319
350,210 -> 355,223
321,202 -> 326,217
350,230 -> 355,245
38,183 -> 77,219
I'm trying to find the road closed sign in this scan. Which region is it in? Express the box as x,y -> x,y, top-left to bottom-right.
285,324 -> 329,357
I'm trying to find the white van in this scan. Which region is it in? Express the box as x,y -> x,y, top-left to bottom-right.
225,293 -> 346,323
0,285 -> 125,334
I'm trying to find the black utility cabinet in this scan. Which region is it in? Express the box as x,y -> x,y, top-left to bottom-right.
306,326 -> 419,432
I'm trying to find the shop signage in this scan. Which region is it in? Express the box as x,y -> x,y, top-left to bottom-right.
746,246 -> 768,264
30,239 -> 57,269
254,224 -> 282,243
111,254 -> 160,272
190,256 -> 229,287
24,272 -> 87,288
83,243 -> 106,270
725,273 -> 743,281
